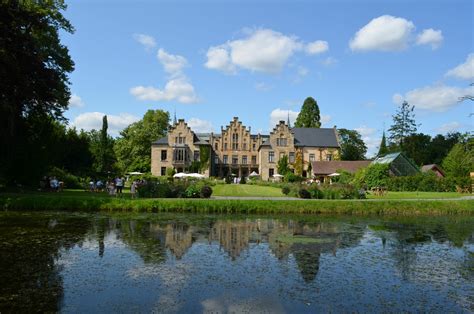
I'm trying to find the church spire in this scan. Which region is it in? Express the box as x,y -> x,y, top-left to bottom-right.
287,110 -> 291,128
173,107 -> 177,125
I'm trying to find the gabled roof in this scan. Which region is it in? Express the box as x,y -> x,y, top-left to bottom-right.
421,164 -> 445,176
371,152 -> 401,164
372,152 -> 419,176
152,136 -> 168,145
312,161 -> 371,175
292,128 -> 339,148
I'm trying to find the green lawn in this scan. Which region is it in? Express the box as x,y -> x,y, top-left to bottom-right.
212,184 -> 284,197
367,191 -> 466,199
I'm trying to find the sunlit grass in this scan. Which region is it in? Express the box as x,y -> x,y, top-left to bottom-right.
212,184 -> 284,197
367,191 -> 465,199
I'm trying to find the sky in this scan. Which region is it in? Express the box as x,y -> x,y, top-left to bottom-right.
61,0 -> 473,156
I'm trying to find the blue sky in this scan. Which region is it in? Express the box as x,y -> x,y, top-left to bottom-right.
62,0 -> 473,156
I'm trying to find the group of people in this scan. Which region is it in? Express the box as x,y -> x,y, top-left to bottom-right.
39,176 -> 63,192
87,177 -> 147,198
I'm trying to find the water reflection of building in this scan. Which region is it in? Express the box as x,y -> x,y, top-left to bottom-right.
209,220 -> 256,260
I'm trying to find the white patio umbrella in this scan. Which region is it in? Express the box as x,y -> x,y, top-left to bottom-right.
273,173 -> 284,178
128,171 -> 143,175
249,171 -> 260,177
327,173 -> 341,177
173,172 -> 187,178
187,173 -> 205,179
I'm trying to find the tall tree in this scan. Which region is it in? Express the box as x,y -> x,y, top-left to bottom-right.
338,129 -> 367,160
429,132 -> 461,165
388,101 -> 417,147
402,133 -> 432,165
442,137 -> 473,178
378,131 -> 389,156
294,97 -> 321,128
277,155 -> 290,175
115,110 -> 169,173
89,116 -> 115,175
0,1 -> 74,184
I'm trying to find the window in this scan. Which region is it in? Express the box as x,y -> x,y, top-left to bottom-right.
161,150 -> 167,161
251,155 -> 257,165
242,156 -> 247,165
194,150 -> 200,161
175,134 -> 185,144
243,143 -> 247,150
232,142 -> 239,150
289,152 -> 295,163
326,154 -> 333,161
161,167 -> 166,176
224,143 -> 228,150
269,168 -> 274,177
174,149 -> 186,161
232,133 -> 239,142
214,155 -> 219,164
232,155 -> 238,165
252,143 -> 256,151
214,143 -> 218,150
268,151 -> 275,163
223,155 -> 228,164
309,154 -> 315,162
276,137 -> 287,147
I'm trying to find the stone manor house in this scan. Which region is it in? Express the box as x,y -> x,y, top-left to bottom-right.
151,117 -> 340,181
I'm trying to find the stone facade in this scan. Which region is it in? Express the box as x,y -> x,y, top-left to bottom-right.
151,117 -> 340,180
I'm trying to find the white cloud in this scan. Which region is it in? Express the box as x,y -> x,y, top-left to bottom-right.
130,78 -> 198,104
354,125 -> 379,157
305,40 -> 329,55
349,15 -> 415,52
72,112 -> 139,136
187,118 -> 214,133
393,84 -> 473,112
445,53 -> 474,80
131,49 -> 198,104
205,28 -> 328,74
157,48 -> 188,77
254,82 -> 273,92
436,121 -> 462,133
69,94 -> 85,108
321,115 -> 331,125
269,108 -> 299,129
133,33 -> 157,50
297,66 -> 309,77
204,46 -> 236,74
321,57 -> 338,66
416,29 -> 443,49
269,109 -> 331,129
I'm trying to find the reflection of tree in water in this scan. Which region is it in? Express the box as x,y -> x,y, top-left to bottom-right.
0,214 -> 90,312
293,247 -> 321,283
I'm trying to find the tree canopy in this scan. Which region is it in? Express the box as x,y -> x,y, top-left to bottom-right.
114,110 -> 170,173
294,97 -> 321,128
0,1 -> 74,184
442,137 -> 473,178
338,129 -> 367,160
377,131 -> 389,157
388,101 -> 417,147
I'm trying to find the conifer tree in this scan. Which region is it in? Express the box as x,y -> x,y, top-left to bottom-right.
294,97 -> 321,128
378,131 -> 389,156
388,101 -> 417,146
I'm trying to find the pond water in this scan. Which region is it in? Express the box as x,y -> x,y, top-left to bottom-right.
0,212 -> 473,313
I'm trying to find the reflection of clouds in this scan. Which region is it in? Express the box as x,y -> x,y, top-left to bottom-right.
201,295 -> 285,314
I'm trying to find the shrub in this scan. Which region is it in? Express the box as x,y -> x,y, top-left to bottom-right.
137,180 -> 172,198
281,185 -> 291,195
285,172 -> 305,183
307,184 -> 324,199
298,188 -> 311,199
353,164 -> 389,189
185,185 -> 201,198
200,185 -> 213,198
225,176 -> 232,184
240,176 -> 247,184
47,167 -> 82,189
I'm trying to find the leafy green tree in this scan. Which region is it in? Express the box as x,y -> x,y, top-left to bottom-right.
429,132 -> 461,164
401,133 -> 432,165
293,151 -> 304,176
294,97 -> 321,128
277,155 -> 290,175
442,137 -> 473,177
58,127 -> 93,176
378,131 -> 389,156
0,1 -> 74,184
388,101 -> 417,147
114,110 -> 169,173
89,116 -> 116,175
338,129 -> 367,160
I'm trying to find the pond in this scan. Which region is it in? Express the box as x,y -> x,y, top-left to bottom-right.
0,212 -> 473,313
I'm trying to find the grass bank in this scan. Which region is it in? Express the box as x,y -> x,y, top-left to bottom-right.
213,184 -> 284,197
0,194 -> 472,215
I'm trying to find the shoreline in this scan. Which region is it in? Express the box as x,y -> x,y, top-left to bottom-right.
1,194 -> 472,215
